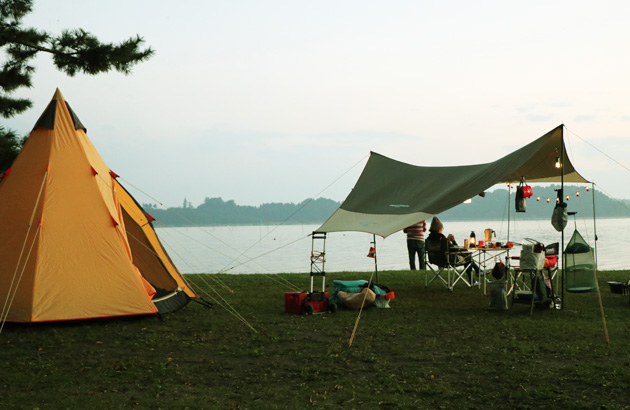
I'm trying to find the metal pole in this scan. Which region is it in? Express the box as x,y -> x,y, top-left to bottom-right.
372,234 -> 378,283
506,184 -> 512,263
560,127 -> 566,309
591,183 -> 598,265
507,184 -> 511,244
506,184 -> 513,291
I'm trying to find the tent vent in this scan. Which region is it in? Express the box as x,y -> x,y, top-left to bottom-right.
65,101 -> 86,131
33,100 -> 57,130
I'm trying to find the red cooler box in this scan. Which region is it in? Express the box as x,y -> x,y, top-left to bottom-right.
285,291 -> 334,315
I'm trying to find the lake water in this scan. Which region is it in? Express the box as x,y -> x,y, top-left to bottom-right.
155,218 -> 629,274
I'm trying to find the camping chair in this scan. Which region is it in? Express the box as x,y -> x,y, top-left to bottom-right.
509,240 -> 554,314
506,255 -> 529,295
425,237 -> 472,290
544,242 -> 559,290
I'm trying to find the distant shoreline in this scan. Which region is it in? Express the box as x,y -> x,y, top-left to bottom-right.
146,189 -> 630,228
153,215 -> 626,229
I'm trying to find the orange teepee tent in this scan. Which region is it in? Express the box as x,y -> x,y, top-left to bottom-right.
0,89 -> 192,323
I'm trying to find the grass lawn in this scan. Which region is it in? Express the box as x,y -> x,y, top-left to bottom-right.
1,270 -> 630,410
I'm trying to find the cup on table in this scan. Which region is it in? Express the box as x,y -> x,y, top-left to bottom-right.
478,240 -> 484,247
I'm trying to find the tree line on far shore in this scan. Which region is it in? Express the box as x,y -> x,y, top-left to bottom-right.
440,185 -> 630,221
142,184 -> 630,227
143,197 -> 341,227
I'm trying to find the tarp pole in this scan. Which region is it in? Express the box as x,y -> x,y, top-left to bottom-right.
348,234 -> 379,347
591,184 -> 609,343
506,184 -> 512,263
560,128 -> 565,309
506,184 -> 511,245
348,267 -> 377,347
372,234 -> 378,283
592,183 -> 598,265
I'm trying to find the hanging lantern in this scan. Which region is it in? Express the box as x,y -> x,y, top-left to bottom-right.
367,246 -> 376,258
520,184 -> 533,198
554,148 -> 562,169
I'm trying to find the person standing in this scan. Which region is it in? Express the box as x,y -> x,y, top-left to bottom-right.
403,220 -> 427,270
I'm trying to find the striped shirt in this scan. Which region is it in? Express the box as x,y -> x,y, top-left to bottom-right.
403,221 -> 426,241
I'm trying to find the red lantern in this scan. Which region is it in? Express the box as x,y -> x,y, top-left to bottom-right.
520,185 -> 533,198
367,247 -> 376,258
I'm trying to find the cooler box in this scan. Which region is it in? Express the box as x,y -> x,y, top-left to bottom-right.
285,291 -> 332,315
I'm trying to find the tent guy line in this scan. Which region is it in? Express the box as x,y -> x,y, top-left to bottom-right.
565,125 -> 630,176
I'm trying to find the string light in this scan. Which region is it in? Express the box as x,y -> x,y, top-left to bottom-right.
547,198 -> 550,203
576,191 -> 580,197
536,196 -> 540,201
566,195 -> 570,201
586,186 -> 590,192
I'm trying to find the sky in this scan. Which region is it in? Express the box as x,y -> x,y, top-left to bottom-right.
5,0 -> 630,208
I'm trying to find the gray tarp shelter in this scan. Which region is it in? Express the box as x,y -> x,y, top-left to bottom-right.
318,125 -> 590,237
321,125 -> 606,342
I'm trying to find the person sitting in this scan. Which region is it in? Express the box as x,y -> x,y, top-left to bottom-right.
426,216 -> 446,242
427,217 -> 479,285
